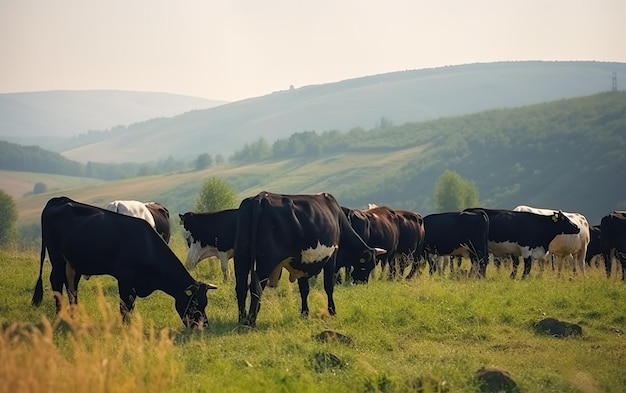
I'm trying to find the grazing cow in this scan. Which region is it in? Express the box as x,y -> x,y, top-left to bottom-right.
339,205 -> 400,280
31,196 -> 216,328
234,191 -> 384,327
105,200 -> 170,243
178,209 -> 238,281
145,202 -> 171,243
466,208 -> 580,279
585,225 -> 603,268
513,205 -> 590,276
601,211 -> 626,279
413,210 -> 490,278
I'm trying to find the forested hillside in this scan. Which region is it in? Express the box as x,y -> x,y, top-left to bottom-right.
7,91 -> 626,225
221,92 -> 626,224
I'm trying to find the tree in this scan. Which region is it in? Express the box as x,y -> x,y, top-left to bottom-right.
433,170 -> 480,212
0,190 -> 18,247
194,177 -> 239,212
195,153 -> 213,171
33,182 -> 47,195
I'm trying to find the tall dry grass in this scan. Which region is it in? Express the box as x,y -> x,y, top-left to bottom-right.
0,284 -> 180,393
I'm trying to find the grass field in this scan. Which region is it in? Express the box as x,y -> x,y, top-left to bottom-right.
2,239 -> 626,393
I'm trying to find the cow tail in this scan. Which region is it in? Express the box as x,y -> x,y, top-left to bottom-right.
31,231 -> 46,306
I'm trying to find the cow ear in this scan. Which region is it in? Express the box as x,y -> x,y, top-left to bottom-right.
204,282 -> 218,291
178,213 -> 185,225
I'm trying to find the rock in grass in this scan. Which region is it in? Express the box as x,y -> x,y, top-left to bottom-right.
311,351 -> 345,373
475,367 -> 518,393
313,329 -> 353,345
534,317 -> 583,337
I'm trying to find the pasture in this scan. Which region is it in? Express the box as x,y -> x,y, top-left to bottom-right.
1,241 -> 626,392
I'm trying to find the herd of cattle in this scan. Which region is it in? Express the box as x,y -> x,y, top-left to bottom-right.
30,193 -> 626,329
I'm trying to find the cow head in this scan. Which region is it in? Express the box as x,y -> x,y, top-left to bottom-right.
175,282 -> 218,328
350,247 -> 386,283
552,210 -> 581,235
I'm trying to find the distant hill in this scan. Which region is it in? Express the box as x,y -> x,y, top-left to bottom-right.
58,61 -> 626,163
0,90 -> 226,149
11,91 -> 626,226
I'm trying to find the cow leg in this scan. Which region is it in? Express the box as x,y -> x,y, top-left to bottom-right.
49,266 -> 66,313
510,256 -> 519,279
323,261 -> 336,316
297,277 -> 311,317
65,263 -> 79,306
235,261 -> 251,325
118,280 -> 137,322
602,250 -> 613,278
405,256 -> 421,280
618,252 -> 626,280
245,271 -> 264,327
218,253 -> 230,282
521,256 -> 532,279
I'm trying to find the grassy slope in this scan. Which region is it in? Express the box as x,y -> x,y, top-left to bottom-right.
2,245 -> 626,392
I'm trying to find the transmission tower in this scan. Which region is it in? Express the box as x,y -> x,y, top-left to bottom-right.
612,72 -> 617,92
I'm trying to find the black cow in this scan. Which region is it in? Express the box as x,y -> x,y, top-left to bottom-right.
394,209 -> 425,280
234,192 -> 384,327
586,225 -> 603,268
146,202 -> 171,243
413,210 -> 490,278
339,205 -> 400,280
178,209 -> 239,282
601,211 -> 626,279
31,196 -> 217,328
465,208 -> 581,279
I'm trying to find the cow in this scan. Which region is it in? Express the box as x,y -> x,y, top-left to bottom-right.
586,225 -> 603,268
601,211 -> 626,279
412,210 -> 490,278
105,200 -> 171,244
178,209 -> 238,282
389,209 -> 425,280
145,202 -> 171,243
513,205 -> 590,277
465,208 -> 581,279
233,191 -> 384,327
338,205 -> 400,281
31,196 -> 217,328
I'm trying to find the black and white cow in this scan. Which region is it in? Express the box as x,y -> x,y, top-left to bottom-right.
32,196 -> 216,328
466,208 -> 581,279
178,209 -> 239,282
413,210 -> 490,277
601,211 -> 626,279
105,200 -> 171,244
234,191 -> 384,327
513,205 -> 590,276
339,205 -> 400,280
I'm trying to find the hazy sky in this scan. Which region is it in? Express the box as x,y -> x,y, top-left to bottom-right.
1,0 -> 625,102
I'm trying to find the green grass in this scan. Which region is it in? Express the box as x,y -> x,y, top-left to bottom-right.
2,245 -> 626,392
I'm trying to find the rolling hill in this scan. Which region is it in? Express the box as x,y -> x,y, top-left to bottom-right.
11,91 -> 626,226
57,61 -> 626,163
0,90 -> 226,150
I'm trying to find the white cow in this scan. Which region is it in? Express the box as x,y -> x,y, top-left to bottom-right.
104,200 -> 157,230
513,205 -> 590,276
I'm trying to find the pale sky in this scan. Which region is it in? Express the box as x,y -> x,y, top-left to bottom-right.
1,0 -> 625,102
